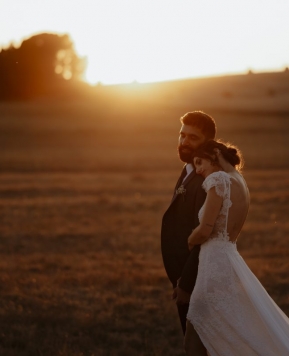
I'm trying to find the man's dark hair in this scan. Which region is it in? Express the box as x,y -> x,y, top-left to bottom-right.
180,111 -> 216,140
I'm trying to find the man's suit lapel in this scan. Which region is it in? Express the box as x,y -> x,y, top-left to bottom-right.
173,166 -> 187,191
170,169 -> 197,205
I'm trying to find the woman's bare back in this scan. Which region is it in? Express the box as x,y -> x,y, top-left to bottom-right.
226,172 -> 250,242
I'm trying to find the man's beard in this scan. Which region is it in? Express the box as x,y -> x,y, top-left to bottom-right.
178,145 -> 195,163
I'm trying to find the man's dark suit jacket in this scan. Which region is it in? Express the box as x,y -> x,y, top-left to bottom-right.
161,167 -> 206,293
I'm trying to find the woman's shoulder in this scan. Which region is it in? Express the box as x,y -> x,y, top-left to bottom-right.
202,170 -> 231,195
203,170 -> 231,185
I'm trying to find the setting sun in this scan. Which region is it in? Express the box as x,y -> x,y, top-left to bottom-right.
1,0 -> 289,84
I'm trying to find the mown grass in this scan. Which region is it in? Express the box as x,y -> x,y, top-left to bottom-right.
0,96 -> 289,355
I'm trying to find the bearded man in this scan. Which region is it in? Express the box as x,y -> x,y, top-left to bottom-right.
161,111 -> 216,354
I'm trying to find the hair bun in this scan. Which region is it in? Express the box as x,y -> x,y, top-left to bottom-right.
228,147 -> 237,155
227,147 -> 240,165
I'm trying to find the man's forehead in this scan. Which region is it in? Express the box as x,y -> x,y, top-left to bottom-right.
180,124 -> 203,135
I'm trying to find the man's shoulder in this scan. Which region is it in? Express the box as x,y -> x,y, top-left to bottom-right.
187,173 -> 204,187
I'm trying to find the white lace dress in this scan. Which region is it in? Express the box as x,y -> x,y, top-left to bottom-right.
187,171 -> 289,356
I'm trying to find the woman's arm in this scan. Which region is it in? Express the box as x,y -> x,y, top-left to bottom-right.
188,187 -> 223,250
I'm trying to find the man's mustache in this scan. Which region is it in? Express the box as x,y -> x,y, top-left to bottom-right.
178,145 -> 195,163
178,145 -> 193,152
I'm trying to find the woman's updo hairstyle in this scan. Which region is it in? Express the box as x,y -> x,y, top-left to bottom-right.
192,140 -> 244,171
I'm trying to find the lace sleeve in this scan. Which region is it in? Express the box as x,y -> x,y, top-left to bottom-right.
202,171 -> 231,198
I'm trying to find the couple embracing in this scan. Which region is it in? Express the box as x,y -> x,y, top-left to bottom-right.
161,111 -> 289,355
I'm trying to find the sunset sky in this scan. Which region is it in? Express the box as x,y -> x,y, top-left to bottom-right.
1,0 -> 289,84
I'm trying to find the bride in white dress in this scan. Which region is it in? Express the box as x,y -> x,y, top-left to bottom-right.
184,140 -> 289,356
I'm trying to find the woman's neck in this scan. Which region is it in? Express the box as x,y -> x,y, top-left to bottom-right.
218,154 -> 236,173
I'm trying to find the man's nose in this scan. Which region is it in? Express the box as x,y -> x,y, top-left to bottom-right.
182,136 -> 189,145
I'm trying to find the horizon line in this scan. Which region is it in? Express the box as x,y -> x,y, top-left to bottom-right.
86,66 -> 289,87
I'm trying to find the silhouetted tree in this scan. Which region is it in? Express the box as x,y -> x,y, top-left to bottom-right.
0,33 -> 86,99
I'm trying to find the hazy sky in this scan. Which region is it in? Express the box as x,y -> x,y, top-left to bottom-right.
1,0 -> 289,84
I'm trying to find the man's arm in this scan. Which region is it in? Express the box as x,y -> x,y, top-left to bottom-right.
178,184 -> 206,294
177,245 -> 201,294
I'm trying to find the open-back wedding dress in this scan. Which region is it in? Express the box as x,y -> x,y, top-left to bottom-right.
187,171 -> 289,356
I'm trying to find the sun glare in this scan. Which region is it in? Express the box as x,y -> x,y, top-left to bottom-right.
1,0 -> 289,85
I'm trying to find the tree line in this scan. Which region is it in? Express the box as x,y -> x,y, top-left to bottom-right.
0,33 -> 86,100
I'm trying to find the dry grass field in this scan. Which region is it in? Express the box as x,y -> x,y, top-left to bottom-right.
1,73 -> 289,355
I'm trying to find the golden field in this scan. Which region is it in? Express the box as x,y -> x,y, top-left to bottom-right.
1,72 -> 289,355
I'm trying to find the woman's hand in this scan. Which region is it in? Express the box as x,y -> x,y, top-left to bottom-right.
188,232 -> 195,251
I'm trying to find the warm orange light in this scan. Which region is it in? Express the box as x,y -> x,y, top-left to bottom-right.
1,0 -> 289,85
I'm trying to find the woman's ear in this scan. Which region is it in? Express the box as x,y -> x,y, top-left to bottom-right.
211,154 -> 216,161
210,152 -> 220,166
213,148 -> 221,157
